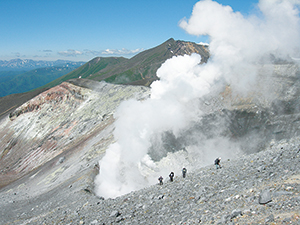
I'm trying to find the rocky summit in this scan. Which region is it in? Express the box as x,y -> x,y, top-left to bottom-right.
1,61 -> 300,224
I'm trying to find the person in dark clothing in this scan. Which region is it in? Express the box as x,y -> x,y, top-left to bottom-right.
215,157 -> 221,169
158,176 -> 163,185
169,172 -> 174,182
182,168 -> 187,178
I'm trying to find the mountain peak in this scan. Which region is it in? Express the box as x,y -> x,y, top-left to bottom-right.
165,37 -> 175,42
49,38 -> 210,88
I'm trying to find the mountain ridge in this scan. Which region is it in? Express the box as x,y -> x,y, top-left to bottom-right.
41,38 -> 209,88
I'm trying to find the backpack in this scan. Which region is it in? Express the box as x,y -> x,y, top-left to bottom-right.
215,158 -> 219,165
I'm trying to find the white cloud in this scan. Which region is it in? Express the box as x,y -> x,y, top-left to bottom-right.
57,49 -> 83,57
198,42 -> 209,46
12,52 -> 21,58
57,48 -> 143,58
82,48 -> 143,57
101,48 -> 143,55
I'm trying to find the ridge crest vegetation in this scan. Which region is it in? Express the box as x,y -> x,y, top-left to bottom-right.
42,38 -> 209,88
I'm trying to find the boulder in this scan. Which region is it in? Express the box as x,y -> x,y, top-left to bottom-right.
259,189 -> 272,204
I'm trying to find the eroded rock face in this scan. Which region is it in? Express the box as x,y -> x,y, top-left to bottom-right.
8,83 -> 84,120
0,80 -> 150,188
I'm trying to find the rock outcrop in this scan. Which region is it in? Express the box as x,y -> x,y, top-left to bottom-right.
0,79 -> 150,188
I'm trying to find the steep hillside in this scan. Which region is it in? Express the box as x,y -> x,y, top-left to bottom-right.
43,38 -> 209,88
41,57 -> 128,89
0,88 -> 49,122
0,60 -> 300,223
1,139 -> 299,224
94,38 -> 209,86
0,79 -> 150,189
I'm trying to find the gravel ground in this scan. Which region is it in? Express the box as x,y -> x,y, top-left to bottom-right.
1,137 -> 300,225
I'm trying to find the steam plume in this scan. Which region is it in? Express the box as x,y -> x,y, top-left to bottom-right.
95,0 -> 300,198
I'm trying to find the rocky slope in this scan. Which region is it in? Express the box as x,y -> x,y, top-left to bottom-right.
0,79 -> 150,189
0,61 -> 300,224
0,137 -> 299,224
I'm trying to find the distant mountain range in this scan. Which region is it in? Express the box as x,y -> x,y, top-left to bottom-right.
0,60 -> 85,97
42,38 -> 209,89
0,59 -> 85,71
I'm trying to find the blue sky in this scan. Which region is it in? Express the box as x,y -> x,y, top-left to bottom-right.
0,0 -> 258,62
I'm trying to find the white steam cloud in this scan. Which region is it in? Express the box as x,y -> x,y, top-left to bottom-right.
95,0 -> 300,198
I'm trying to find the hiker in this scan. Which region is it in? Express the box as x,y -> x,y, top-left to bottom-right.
214,157 -> 221,169
169,172 -> 174,182
158,176 -> 163,185
182,167 -> 187,178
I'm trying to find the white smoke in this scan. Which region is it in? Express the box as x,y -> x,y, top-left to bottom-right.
95,0 -> 300,198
